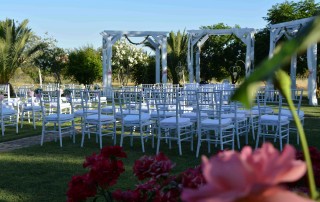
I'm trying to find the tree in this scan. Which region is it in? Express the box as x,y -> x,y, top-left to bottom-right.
112,40 -> 149,86
24,33 -> 58,84
0,18 -> 42,84
67,47 -> 102,85
131,56 -> 156,84
167,30 -> 188,84
34,47 -> 68,84
199,23 -> 246,83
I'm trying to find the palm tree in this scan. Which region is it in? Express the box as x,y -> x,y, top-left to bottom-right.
144,30 -> 188,84
167,30 -> 188,84
0,18 -> 41,84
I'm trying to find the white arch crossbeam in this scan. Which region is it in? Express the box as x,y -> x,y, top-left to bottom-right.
269,17 -> 317,105
100,31 -> 168,90
187,28 -> 255,83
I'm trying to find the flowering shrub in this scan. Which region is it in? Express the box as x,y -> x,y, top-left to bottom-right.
112,40 -> 149,86
112,152 -> 205,202
67,146 -> 127,201
67,143 -> 312,202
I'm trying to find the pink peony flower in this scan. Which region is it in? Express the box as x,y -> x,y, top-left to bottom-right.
182,143 -> 312,202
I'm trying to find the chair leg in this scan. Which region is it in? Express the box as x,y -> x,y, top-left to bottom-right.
113,122 -> 117,145
72,120 -> 75,143
156,128 -> 161,154
59,124 -> 62,147
81,123 -> 85,147
177,128 -> 182,155
140,127 -> 145,153
255,125 -> 261,149
41,122 -> 45,146
20,112 -> 24,128
32,111 -> 36,129
99,126 -> 103,149
120,125 -> 124,147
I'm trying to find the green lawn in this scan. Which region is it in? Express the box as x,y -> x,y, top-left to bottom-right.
0,103 -> 319,201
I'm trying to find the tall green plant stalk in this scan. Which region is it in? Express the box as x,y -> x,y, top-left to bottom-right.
275,70 -> 319,200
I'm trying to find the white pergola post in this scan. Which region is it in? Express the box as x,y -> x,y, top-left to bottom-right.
147,37 -> 161,83
307,43 -> 318,105
161,37 -> 168,83
290,53 -> 297,90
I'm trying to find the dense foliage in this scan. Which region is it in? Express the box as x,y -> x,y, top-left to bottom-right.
67,47 -> 102,85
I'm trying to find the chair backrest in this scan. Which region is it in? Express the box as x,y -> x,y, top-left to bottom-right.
16,85 -> 34,99
291,88 -> 303,112
256,89 -> 283,119
118,90 -> 143,114
0,84 -> 10,101
40,90 -> 63,118
196,90 -> 224,123
179,89 -> 197,113
80,90 -> 102,120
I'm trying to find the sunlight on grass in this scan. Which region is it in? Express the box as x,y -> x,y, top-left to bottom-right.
0,189 -> 33,202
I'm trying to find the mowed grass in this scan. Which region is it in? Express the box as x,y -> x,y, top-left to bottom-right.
0,102 -> 319,201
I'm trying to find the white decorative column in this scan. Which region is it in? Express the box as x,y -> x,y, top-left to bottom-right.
187,36 -> 194,83
102,45 -> 107,92
307,43 -> 318,105
290,53 -> 297,90
161,37 -> 168,83
195,48 -> 200,83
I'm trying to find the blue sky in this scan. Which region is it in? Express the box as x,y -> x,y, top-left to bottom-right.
1,0 -> 293,49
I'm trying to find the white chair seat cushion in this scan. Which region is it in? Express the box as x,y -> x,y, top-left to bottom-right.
100,97 -> 107,102
151,110 -> 176,118
86,114 -> 114,122
260,115 -> 289,124
74,109 -> 98,117
72,98 -> 82,105
181,112 -> 208,120
115,109 -> 139,119
1,108 -> 17,116
123,113 -> 151,124
50,102 -> 71,109
201,118 -> 232,127
101,106 -> 114,114
141,105 -> 149,113
23,105 -> 42,111
280,109 -> 304,118
160,117 -> 191,127
45,114 -> 74,121
252,106 -> 273,114
221,113 -> 246,120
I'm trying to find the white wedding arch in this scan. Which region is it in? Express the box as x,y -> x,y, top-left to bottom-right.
269,17 -> 317,105
186,28 -> 256,83
100,31 -> 169,90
